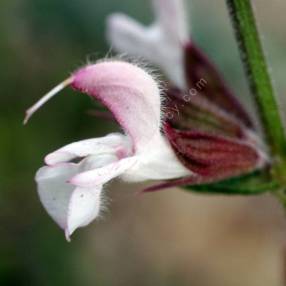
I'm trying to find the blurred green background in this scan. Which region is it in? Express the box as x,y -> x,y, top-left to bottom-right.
1,0 -> 286,285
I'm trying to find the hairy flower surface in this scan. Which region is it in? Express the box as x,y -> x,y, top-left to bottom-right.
106,0 -> 269,192
107,0 -> 189,88
26,0 -> 270,239
25,61 -> 190,239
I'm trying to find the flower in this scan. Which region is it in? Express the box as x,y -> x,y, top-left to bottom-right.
107,0 -> 189,88
106,0 -> 269,192
25,0 -> 269,239
25,61 -> 190,239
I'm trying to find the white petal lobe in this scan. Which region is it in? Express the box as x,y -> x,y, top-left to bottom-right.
106,0 -> 189,88
70,157 -> 137,188
36,164 -> 79,229
45,133 -> 130,165
36,154 -> 119,239
152,0 -> 189,43
66,186 -> 102,240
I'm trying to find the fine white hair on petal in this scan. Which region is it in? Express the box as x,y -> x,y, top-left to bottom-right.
72,61 -> 163,152
106,0 -> 189,88
102,56 -> 168,132
33,56 -> 195,239
36,153 -> 119,240
95,55 -> 166,107
36,132 -> 191,240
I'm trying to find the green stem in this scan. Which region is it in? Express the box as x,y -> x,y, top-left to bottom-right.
226,0 -> 286,205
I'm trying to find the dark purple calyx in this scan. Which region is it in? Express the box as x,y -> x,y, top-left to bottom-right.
184,42 -> 253,128
151,42 -> 267,192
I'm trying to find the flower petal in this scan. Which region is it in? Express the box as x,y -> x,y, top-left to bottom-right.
70,157 -> 137,188
151,0 -> 189,43
65,186 -> 102,240
36,154 -> 118,239
72,61 -> 162,151
45,133 -> 131,165
122,134 -> 191,182
106,0 -> 188,88
36,163 -> 80,230
107,13 -> 158,61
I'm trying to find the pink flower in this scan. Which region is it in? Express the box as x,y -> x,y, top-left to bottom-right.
25,0 -> 269,239
25,61 -> 190,239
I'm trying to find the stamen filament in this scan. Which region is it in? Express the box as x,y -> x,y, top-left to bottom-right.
23,77 -> 74,124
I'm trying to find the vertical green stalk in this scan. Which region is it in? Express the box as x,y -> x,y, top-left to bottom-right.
226,0 -> 286,186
